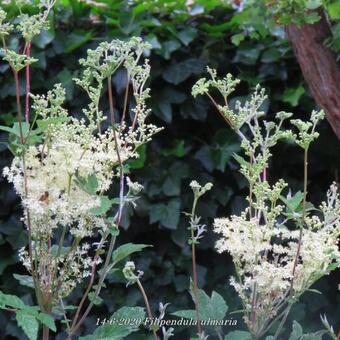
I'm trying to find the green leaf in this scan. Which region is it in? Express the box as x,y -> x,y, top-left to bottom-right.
75,173 -> 98,195
171,309 -> 196,319
13,274 -> 34,289
159,40 -> 181,59
88,292 -> 103,306
64,31 -> 92,53
0,291 -> 25,309
0,122 -> 30,138
89,196 -> 112,216
280,191 -> 304,213
80,307 -> 145,340
33,29 -> 55,49
190,288 -> 228,320
16,310 -> 39,340
177,27 -> 197,46
289,320 -> 303,340
305,12 -> 320,24
224,331 -> 252,340
149,199 -> 181,229
161,140 -> 186,157
36,116 -> 70,130
173,288 -> 228,321
305,0 -> 321,10
163,58 -> 205,85
328,3 -> 340,19
111,243 -> 150,265
36,313 -> 56,332
231,33 -> 245,46
282,84 -> 305,107
127,144 -> 146,169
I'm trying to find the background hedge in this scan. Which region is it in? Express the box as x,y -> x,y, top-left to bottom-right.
0,1 -> 339,339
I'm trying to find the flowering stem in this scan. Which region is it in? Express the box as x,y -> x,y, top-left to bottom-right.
67,77 -> 126,338
67,234 -> 117,338
273,148 -> 309,340
190,197 -> 203,336
25,40 -> 31,123
14,70 -> 25,144
136,278 -> 158,340
119,75 -> 130,134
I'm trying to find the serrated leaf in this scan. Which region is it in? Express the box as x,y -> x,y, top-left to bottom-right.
88,292 -> 103,306
36,313 -> 56,332
16,310 -> 39,340
111,243 -> 150,265
80,307 -> 145,340
171,309 -> 196,319
190,288 -> 228,320
90,196 -> 112,216
0,291 -> 26,309
75,173 -> 98,195
36,116 -> 70,130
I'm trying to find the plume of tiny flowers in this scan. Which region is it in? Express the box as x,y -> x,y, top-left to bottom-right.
3,37 -> 160,305
193,68 -> 340,338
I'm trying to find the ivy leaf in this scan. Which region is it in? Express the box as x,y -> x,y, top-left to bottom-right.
149,199 -> 181,229
163,58 -> 205,85
161,139 -> 186,157
16,310 -> 39,340
231,33 -> 245,46
177,27 -> 197,46
159,40 -> 181,59
328,3 -> 340,19
282,84 -> 305,107
111,243 -> 151,265
64,31 -> 92,53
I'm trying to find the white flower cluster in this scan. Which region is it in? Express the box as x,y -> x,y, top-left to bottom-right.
3,37 -> 160,302
193,68 -> 340,337
214,183 -> 340,328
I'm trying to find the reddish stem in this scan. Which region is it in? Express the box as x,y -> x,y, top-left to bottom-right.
192,243 -> 202,335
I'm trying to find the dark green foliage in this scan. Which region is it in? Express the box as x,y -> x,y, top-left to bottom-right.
0,1 -> 339,339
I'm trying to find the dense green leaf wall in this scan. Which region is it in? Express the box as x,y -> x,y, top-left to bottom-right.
0,1 -> 339,339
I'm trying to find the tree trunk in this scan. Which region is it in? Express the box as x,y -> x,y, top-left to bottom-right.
286,11 -> 340,139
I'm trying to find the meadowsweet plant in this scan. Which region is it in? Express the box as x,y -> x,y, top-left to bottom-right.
123,261 -> 173,340
0,2 -> 161,339
192,68 -> 340,339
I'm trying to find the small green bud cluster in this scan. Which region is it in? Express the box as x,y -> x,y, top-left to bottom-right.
189,180 -> 213,199
123,261 -> 143,286
0,48 -> 37,71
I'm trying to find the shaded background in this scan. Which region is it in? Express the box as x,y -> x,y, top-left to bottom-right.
0,1 -> 339,339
